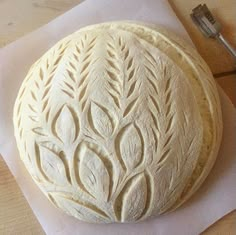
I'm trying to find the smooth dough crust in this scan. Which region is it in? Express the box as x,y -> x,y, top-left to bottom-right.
13,21 -> 222,223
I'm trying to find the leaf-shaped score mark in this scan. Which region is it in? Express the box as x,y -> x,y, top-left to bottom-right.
38,145 -> 70,186
79,146 -> 110,201
115,173 -> 147,222
88,102 -> 114,138
119,124 -> 143,170
52,194 -> 110,223
32,127 -> 47,136
55,105 -> 78,145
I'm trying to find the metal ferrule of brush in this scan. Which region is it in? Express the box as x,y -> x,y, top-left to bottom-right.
191,4 -> 236,59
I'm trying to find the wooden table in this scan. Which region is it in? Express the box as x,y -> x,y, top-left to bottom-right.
0,0 -> 235,234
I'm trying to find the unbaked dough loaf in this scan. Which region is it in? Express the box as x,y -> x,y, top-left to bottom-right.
13,22 -> 222,223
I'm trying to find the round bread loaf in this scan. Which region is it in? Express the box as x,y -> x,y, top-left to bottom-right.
13,22 -> 222,223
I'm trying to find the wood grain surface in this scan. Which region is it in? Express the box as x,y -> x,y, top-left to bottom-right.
0,158 -> 45,235
0,0 -> 80,47
217,74 -> 236,106
0,0 -> 235,234
169,0 -> 236,75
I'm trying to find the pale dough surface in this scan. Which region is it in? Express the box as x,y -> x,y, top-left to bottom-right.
13,22 -> 222,223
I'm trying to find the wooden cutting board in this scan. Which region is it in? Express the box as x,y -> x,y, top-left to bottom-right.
0,0 -> 235,234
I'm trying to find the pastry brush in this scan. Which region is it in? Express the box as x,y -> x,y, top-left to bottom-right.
190,4 -> 236,59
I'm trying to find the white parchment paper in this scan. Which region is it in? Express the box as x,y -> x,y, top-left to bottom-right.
0,0 -> 235,234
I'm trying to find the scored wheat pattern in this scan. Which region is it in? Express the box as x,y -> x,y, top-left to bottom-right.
29,40 -> 71,135
144,52 -> 175,166
14,27 -> 203,223
60,34 -> 97,111
105,34 -> 140,118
